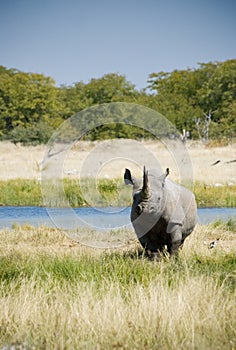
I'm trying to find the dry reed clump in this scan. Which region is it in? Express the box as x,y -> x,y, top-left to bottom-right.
0,224 -> 235,349
183,222 -> 236,256
0,276 -> 234,350
0,273 -> 235,349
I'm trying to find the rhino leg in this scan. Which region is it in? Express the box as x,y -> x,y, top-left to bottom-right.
167,224 -> 183,256
138,233 -> 165,255
138,233 -> 158,252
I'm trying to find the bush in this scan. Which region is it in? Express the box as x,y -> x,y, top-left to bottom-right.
9,121 -> 54,145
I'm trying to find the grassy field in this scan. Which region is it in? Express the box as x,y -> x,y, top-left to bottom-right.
0,222 -> 235,349
0,178 -> 236,208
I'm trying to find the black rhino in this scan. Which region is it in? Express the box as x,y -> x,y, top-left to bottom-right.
124,166 -> 197,257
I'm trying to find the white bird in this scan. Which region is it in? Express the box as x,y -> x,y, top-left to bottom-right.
209,239 -> 219,249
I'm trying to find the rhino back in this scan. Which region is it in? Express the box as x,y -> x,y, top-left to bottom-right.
164,179 -> 197,230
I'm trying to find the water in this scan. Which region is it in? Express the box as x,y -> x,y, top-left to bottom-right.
0,206 -> 235,230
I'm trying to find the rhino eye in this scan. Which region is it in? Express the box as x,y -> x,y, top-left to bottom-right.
136,204 -> 143,215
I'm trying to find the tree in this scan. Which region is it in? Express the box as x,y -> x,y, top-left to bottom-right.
0,69 -> 66,139
0,61 -> 235,144
147,60 -> 236,140
9,121 -> 54,145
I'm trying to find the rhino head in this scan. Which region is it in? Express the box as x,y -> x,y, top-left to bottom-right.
124,166 -> 169,227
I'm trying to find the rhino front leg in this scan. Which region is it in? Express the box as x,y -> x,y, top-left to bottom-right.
167,223 -> 183,256
138,233 -> 158,252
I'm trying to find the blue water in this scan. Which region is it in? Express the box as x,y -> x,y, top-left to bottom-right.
0,206 -> 235,230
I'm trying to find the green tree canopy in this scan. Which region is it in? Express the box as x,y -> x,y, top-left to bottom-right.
148,60 -> 236,139
0,68 -> 66,136
0,60 -> 235,144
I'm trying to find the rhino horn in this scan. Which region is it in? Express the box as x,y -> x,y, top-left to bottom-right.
142,166 -> 150,199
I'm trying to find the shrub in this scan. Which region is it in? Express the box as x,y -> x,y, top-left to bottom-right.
9,121 -> 54,145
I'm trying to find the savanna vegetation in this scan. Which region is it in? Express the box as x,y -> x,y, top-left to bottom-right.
0,60 -> 235,350
0,178 -> 235,208
0,222 -> 235,349
0,59 -> 236,145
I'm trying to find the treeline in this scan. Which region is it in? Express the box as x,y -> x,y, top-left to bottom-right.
0,59 -> 235,145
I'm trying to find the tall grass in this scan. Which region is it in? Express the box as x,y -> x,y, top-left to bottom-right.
0,179 -> 42,206
0,223 -> 235,349
194,181 -> 236,207
0,178 -> 236,207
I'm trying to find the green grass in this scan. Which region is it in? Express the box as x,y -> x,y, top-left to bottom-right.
0,179 -> 42,206
0,223 -> 235,349
1,249 -> 235,291
194,181 -> 236,207
0,178 -> 236,207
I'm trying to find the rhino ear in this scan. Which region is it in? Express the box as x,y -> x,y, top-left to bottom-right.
124,168 -> 134,185
160,168 -> 169,187
165,168 -> 169,177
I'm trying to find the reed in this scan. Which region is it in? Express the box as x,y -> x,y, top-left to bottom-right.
193,181 -> 236,207
0,178 -> 236,208
0,222 -> 235,349
0,179 -> 42,206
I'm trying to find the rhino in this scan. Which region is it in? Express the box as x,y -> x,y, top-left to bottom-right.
124,166 -> 197,257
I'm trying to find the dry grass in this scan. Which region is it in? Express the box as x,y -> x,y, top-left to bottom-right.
0,224 -> 235,349
0,140 -> 235,349
0,140 -> 235,185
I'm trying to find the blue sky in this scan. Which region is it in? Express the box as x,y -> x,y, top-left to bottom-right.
0,0 -> 235,89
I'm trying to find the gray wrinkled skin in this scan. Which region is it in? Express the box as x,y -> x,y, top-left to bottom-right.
124,167 -> 197,257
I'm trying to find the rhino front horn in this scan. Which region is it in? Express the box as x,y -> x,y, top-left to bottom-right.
142,166 -> 149,198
